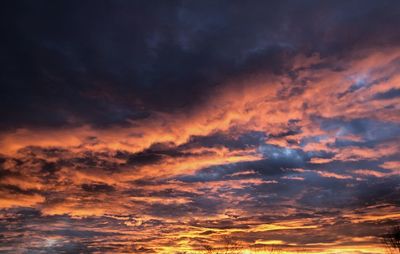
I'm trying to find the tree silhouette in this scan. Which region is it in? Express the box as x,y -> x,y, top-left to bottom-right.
202,236 -> 241,254
382,226 -> 400,253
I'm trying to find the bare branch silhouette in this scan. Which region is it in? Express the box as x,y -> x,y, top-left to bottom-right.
382,226 -> 400,253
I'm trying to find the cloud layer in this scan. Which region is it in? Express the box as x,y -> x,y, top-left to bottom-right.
1,1 -> 400,253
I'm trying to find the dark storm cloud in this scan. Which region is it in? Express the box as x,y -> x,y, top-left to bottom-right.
177,140 -> 334,183
147,198 -> 219,218
0,208 -> 133,254
373,88 -> 400,100
318,117 -> 400,143
81,183 -> 115,193
182,131 -> 266,151
2,0 -> 400,129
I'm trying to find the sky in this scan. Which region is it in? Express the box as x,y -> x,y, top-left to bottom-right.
1,1 -> 400,253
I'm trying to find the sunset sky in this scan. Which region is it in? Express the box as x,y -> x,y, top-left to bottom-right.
1,1 -> 400,253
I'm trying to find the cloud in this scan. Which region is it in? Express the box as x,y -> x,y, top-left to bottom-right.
1,1 -> 400,253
